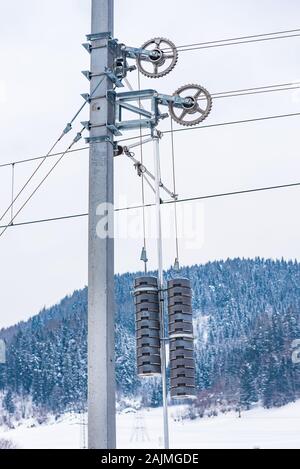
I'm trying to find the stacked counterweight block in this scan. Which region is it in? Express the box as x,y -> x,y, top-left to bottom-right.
168,279 -> 196,400
134,276 -> 196,399
134,277 -> 161,376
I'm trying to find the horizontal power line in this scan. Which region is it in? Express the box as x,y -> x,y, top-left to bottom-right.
0,213 -> 88,229
0,134 -> 148,169
0,146 -> 89,169
175,27 -> 300,49
117,111 -> 300,145
116,181 -> 300,211
1,180 -> 299,230
211,84 -> 300,100
171,28 -> 300,52
1,91 -> 300,170
0,73 -> 108,229
0,128 -> 86,239
212,80 -> 300,96
163,111 -> 300,136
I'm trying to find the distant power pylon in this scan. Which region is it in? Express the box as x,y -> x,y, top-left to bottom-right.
130,411 -> 150,444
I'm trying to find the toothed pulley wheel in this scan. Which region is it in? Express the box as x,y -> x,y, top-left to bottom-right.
169,84 -> 212,126
137,38 -> 178,78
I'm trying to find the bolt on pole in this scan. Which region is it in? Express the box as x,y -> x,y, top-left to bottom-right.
88,0 -> 116,449
152,129 -> 170,449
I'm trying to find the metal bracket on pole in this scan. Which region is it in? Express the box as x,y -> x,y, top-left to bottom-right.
82,70 -> 92,81
112,90 -> 189,128
82,71 -> 107,81
83,121 -> 122,137
108,37 -> 122,51
84,36 -> 177,85
86,31 -> 112,41
85,135 -> 114,145
106,89 -> 175,135
106,124 -> 122,136
81,93 -> 91,103
105,67 -> 124,87
81,121 -> 91,131
82,42 -> 92,54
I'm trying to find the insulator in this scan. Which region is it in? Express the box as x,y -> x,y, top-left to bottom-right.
114,145 -> 124,157
174,258 -> 180,271
140,246 -> 148,263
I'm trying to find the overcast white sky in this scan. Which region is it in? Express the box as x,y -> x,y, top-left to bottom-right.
0,0 -> 300,328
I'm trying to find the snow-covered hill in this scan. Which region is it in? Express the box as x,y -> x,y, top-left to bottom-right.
1,401 -> 300,449
1,258 -> 300,416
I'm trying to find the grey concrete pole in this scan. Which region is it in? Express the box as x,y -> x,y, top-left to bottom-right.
88,0 -> 116,449
153,130 -> 170,449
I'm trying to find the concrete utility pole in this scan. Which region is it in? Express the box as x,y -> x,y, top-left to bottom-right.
88,0 -> 116,449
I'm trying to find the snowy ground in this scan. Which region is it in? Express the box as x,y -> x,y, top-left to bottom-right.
1,401 -> 300,449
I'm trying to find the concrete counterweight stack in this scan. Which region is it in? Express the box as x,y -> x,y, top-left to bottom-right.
134,277 -> 161,377
168,278 -> 196,399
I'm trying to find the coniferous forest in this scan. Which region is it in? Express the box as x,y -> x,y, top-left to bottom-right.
0,258 -> 300,420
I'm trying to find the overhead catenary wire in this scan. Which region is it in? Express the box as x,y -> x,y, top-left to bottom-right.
0,27 -> 299,221
1,96 -> 300,235
176,34 -> 300,53
164,111 -> 300,136
0,77 -> 105,224
1,180 -> 300,230
209,83 -> 300,100
0,127 -> 86,239
0,146 -> 89,170
0,108 -> 299,231
2,108 -> 297,174
0,131 -> 66,224
211,80 -> 300,97
1,80 -> 300,170
163,28 -> 300,52
117,181 -> 300,211
114,111 -> 300,146
169,27 -> 300,49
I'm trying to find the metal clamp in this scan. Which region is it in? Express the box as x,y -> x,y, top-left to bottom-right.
86,32 -> 112,42
81,93 -> 91,103
82,43 -> 92,54
85,135 -> 114,145
105,68 -> 124,88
